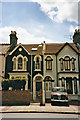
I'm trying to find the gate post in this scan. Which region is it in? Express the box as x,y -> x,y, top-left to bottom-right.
40,89 -> 45,106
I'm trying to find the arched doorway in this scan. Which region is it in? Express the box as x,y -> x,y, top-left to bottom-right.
33,74 -> 43,101
44,76 -> 54,100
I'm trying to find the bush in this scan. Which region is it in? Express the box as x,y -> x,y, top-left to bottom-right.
2,78 -> 26,91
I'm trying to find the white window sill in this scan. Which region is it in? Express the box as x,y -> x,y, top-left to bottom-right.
34,69 -> 41,71
13,69 -> 27,71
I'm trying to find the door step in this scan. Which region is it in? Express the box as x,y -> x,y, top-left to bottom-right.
30,103 -> 40,106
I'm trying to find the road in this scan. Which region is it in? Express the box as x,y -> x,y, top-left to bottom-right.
0,113 -> 80,120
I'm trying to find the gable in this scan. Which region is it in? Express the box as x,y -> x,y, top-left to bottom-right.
56,43 -> 79,55
57,44 -> 78,58
9,44 -> 30,55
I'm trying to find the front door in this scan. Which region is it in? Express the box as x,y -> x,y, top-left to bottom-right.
33,75 -> 43,101
36,81 -> 42,101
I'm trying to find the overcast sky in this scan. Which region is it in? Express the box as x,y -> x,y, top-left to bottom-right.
0,0 -> 79,44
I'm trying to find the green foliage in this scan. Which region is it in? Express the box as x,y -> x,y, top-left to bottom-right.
2,78 -> 26,91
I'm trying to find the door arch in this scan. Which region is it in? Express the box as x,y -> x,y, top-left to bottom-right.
33,74 -> 43,101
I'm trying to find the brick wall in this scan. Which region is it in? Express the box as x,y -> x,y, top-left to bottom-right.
0,55 -> 5,90
0,90 -> 30,105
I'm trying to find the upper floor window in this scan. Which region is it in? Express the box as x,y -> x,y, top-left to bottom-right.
60,56 -> 76,71
34,55 -> 42,71
13,57 -> 16,70
64,56 -> 70,70
18,57 -> 23,69
72,58 -> 75,70
36,57 -> 40,69
24,57 -> 27,70
45,56 -> 53,70
12,54 -> 28,71
60,58 -> 63,70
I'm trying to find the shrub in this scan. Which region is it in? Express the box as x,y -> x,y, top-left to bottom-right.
2,78 -> 26,91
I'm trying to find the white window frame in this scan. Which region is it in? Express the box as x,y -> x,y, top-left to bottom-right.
12,54 -> 28,71
34,55 -> 42,71
45,82 -> 52,91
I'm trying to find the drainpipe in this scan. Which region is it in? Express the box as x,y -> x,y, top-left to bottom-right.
31,55 -> 32,92
56,54 -> 58,87
42,41 -> 46,105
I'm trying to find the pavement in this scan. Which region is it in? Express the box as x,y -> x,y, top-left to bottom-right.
0,103 -> 80,114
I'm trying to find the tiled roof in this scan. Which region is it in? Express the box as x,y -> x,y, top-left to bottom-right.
69,43 -> 80,53
0,44 -> 10,54
45,43 -> 80,54
23,43 -> 80,54
22,44 -> 43,55
0,43 -> 80,55
45,43 -> 65,54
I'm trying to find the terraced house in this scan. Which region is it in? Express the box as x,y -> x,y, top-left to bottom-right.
0,30 -> 80,102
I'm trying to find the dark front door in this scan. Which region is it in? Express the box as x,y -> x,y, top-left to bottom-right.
66,77 -> 73,94
36,81 -> 42,101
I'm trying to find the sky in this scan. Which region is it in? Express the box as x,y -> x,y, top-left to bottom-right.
0,0 -> 79,44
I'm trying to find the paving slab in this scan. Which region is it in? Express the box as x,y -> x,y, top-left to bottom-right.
0,104 -> 80,114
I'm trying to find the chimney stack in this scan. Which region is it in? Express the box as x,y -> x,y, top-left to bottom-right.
10,31 -> 18,46
73,29 -> 80,44
43,41 -> 46,52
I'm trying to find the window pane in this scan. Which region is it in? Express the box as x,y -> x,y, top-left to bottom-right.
18,57 -> 23,69
62,78 -> 65,87
65,61 -> 67,69
24,58 -> 27,70
65,57 -> 70,70
49,82 -> 51,91
68,61 -> 70,69
74,79 -> 77,94
60,59 -> 63,70
46,60 -> 52,70
35,57 -> 41,69
13,58 -> 16,70
45,83 -> 48,91
72,58 -> 75,70
65,61 -> 70,70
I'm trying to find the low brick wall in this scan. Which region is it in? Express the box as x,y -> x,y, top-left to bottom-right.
0,90 -> 30,106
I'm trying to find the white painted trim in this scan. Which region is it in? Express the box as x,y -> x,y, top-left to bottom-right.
33,73 -> 44,81
12,54 -> 28,71
12,56 -> 16,61
34,69 -> 41,71
45,55 -> 53,59
34,55 -> 42,61
34,55 -> 42,71
9,43 -> 30,55
8,73 -> 29,75
8,72 -> 29,79
33,73 -> 44,101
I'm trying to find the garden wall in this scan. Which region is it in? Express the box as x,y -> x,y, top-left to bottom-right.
0,90 -> 30,105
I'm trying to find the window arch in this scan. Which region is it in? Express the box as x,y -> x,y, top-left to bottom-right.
34,55 -> 42,71
64,56 -> 70,70
12,55 -> 28,71
45,56 -> 53,70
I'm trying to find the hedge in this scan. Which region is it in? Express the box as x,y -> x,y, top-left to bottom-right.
1,78 -> 26,91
